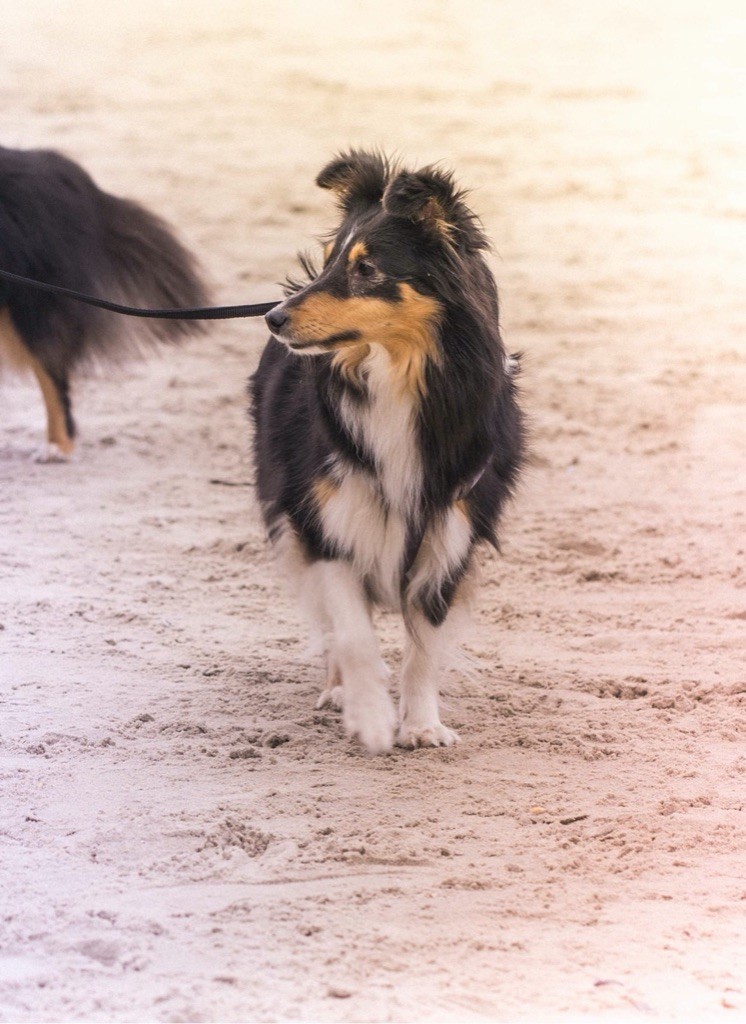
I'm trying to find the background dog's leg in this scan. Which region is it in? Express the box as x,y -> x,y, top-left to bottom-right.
31,362 -> 75,461
398,611 -> 460,748
0,309 -> 74,460
317,560 -> 395,754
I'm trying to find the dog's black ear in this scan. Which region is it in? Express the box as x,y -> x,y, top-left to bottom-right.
316,150 -> 390,214
382,166 -> 487,250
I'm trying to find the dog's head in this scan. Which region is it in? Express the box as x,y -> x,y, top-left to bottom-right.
265,151 -> 491,379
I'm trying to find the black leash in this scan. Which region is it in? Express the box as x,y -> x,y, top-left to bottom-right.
0,267 -> 279,320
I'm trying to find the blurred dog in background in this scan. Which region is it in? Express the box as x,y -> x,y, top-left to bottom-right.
0,145 -> 209,459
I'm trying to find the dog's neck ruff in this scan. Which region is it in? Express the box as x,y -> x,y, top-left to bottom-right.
337,345 -> 423,518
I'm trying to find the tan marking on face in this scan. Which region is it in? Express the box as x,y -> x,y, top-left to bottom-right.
288,283 -> 442,397
0,309 -> 74,453
322,241 -> 334,264
347,241 -> 369,265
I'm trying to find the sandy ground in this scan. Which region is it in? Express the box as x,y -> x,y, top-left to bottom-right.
1,1 -> 745,1021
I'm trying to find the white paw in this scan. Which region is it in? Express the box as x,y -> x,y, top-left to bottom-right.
315,684 -> 344,711
344,688 -> 397,755
33,442 -> 73,464
397,722 -> 460,749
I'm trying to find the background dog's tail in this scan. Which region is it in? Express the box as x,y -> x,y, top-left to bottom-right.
98,190 -> 211,346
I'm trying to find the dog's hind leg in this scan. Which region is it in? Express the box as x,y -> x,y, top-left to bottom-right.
31,363 -> 75,461
0,309 -> 74,460
397,610 -> 460,749
313,560 -> 396,754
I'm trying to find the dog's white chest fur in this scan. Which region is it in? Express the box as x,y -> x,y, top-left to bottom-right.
318,346 -> 474,610
320,469 -> 407,607
341,347 -> 423,514
319,347 -> 422,606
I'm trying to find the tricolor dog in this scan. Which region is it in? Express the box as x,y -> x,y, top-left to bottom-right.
250,151 -> 525,754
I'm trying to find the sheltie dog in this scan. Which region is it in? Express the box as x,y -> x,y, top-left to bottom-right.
0,145 -> 209,459
250,151 -> 525,754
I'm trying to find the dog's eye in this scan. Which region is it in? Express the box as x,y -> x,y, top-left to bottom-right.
353,259 -> 377,279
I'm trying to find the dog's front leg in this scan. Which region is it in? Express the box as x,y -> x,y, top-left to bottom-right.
318,560 -> 396,754
398,610 -> 460,749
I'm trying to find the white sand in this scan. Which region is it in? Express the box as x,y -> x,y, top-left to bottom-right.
1,1 -> 744,1020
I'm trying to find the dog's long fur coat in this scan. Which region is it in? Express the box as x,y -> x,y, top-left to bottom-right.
251,151 -> 525,753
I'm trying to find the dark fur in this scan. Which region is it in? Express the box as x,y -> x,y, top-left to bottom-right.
250,149 -> 523,606
251,152 -> 525,629
0,144 -> 209,447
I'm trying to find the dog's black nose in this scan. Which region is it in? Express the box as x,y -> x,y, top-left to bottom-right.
265,307 -> 289,334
